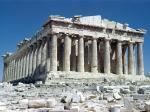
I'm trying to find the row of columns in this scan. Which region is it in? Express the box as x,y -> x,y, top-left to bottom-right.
3,33 -> 144,82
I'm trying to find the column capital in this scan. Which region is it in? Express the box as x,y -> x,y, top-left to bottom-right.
128,41 -> 135,44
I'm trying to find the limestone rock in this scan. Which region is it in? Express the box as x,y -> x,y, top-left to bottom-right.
47,98 -> 56,108
113,92 -> 121,100
28,99 -> 47,108
145,101 -> 150,111
120,88 -> 130,94
19,99 -> 29,109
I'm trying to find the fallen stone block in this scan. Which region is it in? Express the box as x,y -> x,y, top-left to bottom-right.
133,94 -> 149,101
28,98 -> 56,108
47,98 -> 56,108
19,99 -> 29,109
113,92 -> 121,100
145,101 -> 150,111
28,99 -> 47,108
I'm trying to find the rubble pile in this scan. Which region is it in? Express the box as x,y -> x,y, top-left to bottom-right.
0,78 -> 150,112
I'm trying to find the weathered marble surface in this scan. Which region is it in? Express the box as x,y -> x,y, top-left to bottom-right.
0,75 -> 150,112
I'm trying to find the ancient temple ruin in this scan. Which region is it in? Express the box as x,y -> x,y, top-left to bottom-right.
2,15 -> 146,83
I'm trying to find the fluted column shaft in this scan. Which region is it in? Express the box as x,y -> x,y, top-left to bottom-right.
63,34 -> 71,71
122,46 -> 128,74
116,41 -> 123,74
41,38 -> 47,73
32,43 -> 37,74
91,38 -> 98,73
20,57 -> 24,79
71,40 -> 77,71
29,46 -> 33,76
3,63 -> 6,82
128,42 -> 135,75
26,51 -> 30,76
22,54 -> 27,77
14,60 -> 18,80
77,36 -> 84,72
137,42 -> 144,75
37,41 -> 42,74
104,39 -> 110,74
12,60 -> 16,80
46,37 -> 51,73
50,34 -> 58,71
7,62 -> 10,81
17,59 -> 21,79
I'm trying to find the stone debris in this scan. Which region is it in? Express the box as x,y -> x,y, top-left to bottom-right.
0,78 -> 150,112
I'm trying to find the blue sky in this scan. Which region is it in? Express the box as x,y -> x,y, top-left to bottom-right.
0,0 -> 150,80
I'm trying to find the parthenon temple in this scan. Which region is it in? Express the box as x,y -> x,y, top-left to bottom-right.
2,15 -> 146,83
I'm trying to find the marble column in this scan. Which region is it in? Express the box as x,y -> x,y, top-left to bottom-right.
77,36 -> 84,72
17,57 -> 20,79
128,42 -> 135,75
6,64 -> 9,81
12,60 -> 16,80
20,57 -> 24,79
14,60 -> 17,80
84,41 -> 89,72
41,37 -> 47,73
26,50 -> 30,76
2,63 -> 6,81
10,61 -> 13,81
71,39 -> 77,71
104,39 -> 110,74
37,40 -> 42,74
7,63 -> 10,81
46,37 -> 51,73
91,38 -> 98,73
63,34 -> 71,71
32,43 -> 37,74
22,54 -> 27,77
29,46 -> 33,76
50,33 -> 58,72
10,61 -> 13,80
137,42 -> 144,75
122,46 -> 128,74
116,41 -> 123,75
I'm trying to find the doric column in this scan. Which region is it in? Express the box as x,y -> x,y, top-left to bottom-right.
37,40 -> 42,74
84,40 -> 89,72
20,57 -> 24,79
26,49 -> 30,77
13,60 -> 17,80
91,38 -> 98,73
104,39 -> 110,74
128,42 -> 135,75
10,61 -> 13,81
122,46 -> 128,74
32,43 -> 37,74
50,33 -> 58,72
3,63 -> 6,82
22,54 -> 27,78
71,39 -> 77,71
17,58 -> 21,80
12,60 -> 16,80
137,42 -> 144,75
46,37 -> 50,73
6,64 -> 9,81
77,36 -> 84,72
41,37 -> 47,73
7,62 -> 10,81
116,41 -> 123,75
63,34 -> 71,71
29,46 -> 33,76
